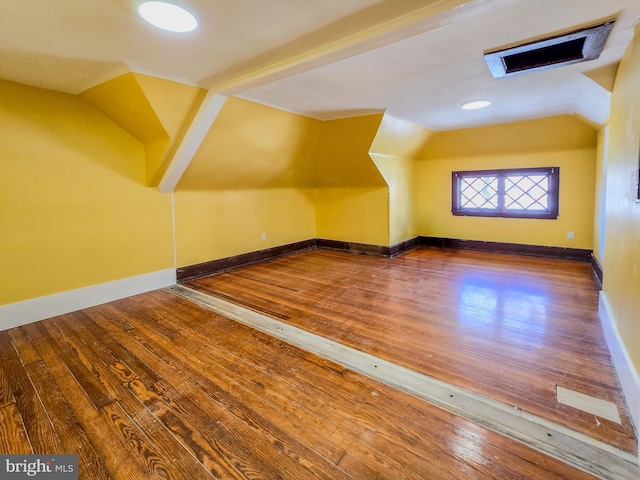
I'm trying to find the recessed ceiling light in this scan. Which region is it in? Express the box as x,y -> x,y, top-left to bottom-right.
461,100 -> 491,110
138,1 -> 198,33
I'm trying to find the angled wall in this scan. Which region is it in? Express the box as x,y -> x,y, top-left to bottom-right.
0,79 -> 174,311
370,114 -> 433,245
592,125 -> 609,264
173,97 -> 320,267
315,114 -> 389,246
174,106 -> 408,268
177,97 -> 320,190
81,73 -> 206,186
599,23 -> 640,433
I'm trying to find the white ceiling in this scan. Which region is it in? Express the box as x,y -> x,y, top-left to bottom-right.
2,0 -> 639,131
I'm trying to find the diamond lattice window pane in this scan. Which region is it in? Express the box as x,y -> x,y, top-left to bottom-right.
505,174 -> 549,210
460,177 -> 498,209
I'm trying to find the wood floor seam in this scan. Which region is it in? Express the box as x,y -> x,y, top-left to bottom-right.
167,284 -> 640,480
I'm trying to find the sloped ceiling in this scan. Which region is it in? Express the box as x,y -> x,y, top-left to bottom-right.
238,0 -> 640,130
2,0 -> 639,132
177,97 -> 322,190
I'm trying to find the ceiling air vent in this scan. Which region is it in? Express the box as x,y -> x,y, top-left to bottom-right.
484,20 -> 615,78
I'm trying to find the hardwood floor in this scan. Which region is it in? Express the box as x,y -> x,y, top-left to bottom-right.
0,285 -> 602,478
185,247 -> 638,456
0,246 -> 636,479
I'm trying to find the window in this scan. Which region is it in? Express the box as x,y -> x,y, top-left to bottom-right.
452,167 -> 559,219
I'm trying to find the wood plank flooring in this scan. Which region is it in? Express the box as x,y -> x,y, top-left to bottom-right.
0,283 -> 605,478
185,247 -> 638,456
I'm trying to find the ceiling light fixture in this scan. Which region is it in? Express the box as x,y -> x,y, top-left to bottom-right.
138,1 -> 198,33
461,100 -> 491,110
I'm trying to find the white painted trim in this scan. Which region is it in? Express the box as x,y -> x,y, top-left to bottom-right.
599,291 -> 640,454
0,269 -> 176,331
158,92 -> 226,193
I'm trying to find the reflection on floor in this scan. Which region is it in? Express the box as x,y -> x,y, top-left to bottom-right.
184,248 -> 638,456
170,283 -> 639,479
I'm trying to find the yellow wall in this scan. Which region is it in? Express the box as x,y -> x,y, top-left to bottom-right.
0,80 -> 174,305
315,188 -> 389,245
176,106 -> 399,262
316,114 -> 386,187
368,155 -> 414,245
81,73 -> 169,186
82,73 -> 206,187
2,72 -> 609,313
416,117 -> 597,249
602,25 -> 640,372
370,115 -> 433,245
174,189 -> 316,267
314,114 -> 390,245
178,97 -> 321,189
174,97 -> 319,266
592,126 -> 609,264
422,115 -> 597,160
133,74 -> 207,186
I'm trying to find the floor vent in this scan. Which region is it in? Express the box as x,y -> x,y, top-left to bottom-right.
484,20 -> 615,78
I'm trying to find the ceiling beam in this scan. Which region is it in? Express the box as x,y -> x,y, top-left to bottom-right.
203,0 -> 499,94
159,0 -> 500,192
158,92 -> 226,193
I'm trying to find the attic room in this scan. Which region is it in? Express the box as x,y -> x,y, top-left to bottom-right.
1,0 -> 640,478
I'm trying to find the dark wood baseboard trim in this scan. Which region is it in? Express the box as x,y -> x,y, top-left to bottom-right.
389,237 -> 420,257
315,238 -> 391,256
178,237 -> 422,282
178,236 -> 590,283
590,255 -> 603,290
177,239 -> 316,282
315,237 -> 420,257
419,236 -> 592,262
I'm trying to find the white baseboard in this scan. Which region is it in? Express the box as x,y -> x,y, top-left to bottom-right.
599,292 -> 640,451
0,269 -> 176,331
